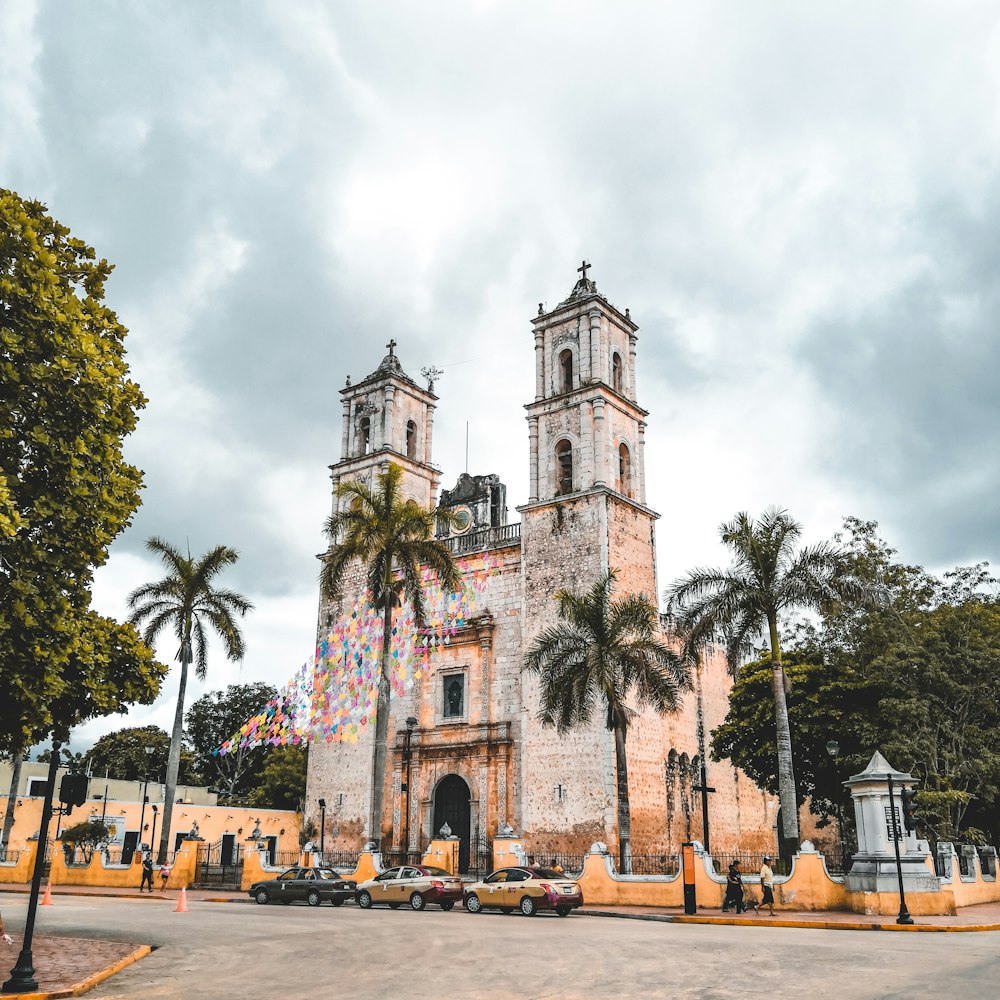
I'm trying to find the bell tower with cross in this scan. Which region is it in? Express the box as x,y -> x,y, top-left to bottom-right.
330,339 -> 442,515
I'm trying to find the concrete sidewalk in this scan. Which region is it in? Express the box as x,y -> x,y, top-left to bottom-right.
6,882 -> 1000,930
0,935 -> 150,999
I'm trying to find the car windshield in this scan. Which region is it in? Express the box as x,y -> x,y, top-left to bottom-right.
419,867 -> 451,877
530,868 -> 568,879
315,869 -> 341,880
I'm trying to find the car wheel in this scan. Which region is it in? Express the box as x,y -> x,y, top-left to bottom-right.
464,894 -> 483,914
440,900 -> 455,911
307,890 -> 321,907
556,905 -> 571,917
254,889 -> 270,905
520,895 -> 537,916
410,891 -> 426,911
331,897 -> 345,907
357,891 -> 373,909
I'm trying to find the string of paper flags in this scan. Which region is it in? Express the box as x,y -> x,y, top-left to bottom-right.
214,554 -> 500,754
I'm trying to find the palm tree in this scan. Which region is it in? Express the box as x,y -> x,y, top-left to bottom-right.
128,538 -> 252,863
664,507 -> 860,854
523,571 -> 691,873
321,463 -> 460,849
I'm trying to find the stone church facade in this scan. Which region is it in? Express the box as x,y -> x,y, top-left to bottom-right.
307,269 -> 777,868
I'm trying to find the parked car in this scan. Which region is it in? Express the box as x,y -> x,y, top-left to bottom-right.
355,865 -> 464,911
463,866 -> 583,916
249,866 -> 356,907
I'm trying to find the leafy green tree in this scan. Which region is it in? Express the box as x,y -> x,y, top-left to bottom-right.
665,507 -> 862,853
247,746 -> 307,812
60,820 -> 110,862
321,462 -> 459,848
127,539 -> 252,862
523,571 -> 691,873
0,189 -> 163,754
83,725 -> 197,784
185,683 -> 277,801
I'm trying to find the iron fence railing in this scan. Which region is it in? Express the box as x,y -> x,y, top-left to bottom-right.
380,849 -> 425,870
0,848 -> 20,864
958,850 -> 976,878
627,854 -> 680,877
316,850 -> 361,872
270,851 -> 301,869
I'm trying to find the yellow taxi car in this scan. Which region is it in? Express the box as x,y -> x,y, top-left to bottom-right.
463,865 -> 583,916
355,864 -> 464,911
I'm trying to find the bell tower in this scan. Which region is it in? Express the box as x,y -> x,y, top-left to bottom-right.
331,340 -> 441,513
517,265 -> 661,851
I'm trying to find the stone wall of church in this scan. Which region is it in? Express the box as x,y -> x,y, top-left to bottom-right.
519,495 -> 618,855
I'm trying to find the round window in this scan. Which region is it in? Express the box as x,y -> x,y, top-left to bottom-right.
452,506 -> 472,534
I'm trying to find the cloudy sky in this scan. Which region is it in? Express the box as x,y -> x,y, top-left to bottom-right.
4,1 -> 999,751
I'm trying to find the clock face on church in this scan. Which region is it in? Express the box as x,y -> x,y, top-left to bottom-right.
451,506 -> 472,534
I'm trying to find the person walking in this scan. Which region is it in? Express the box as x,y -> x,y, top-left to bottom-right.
159,861 -> 172,891
722,860 -> 747,913
139,853 -> 154,893
759,856 -> 776,916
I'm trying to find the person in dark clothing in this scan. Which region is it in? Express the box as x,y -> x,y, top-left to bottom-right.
722,860 -> 749,913
139,853 -> 154,893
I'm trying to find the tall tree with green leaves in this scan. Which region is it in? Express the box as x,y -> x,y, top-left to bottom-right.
523,571 -> 691,873
128,539 -> 252,862
665,507 -> 861,853
185,683 -> 277,802
1,189 -> 163,755
321,462 -> 459,848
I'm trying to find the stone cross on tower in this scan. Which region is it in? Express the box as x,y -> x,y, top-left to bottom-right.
386,338 -> 397,356
577,259 -> 590,282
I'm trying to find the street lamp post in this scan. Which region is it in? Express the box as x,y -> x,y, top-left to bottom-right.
825,740 -> 847,869
3,737 -> 63,994
149,805 -> 159,864
318,799 -> 326,860
138,745 -> 154,852
403,717 -> 417,863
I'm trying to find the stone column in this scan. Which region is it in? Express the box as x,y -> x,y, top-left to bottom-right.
480,634 -> 492,724
589,310 -> 602,384
424,404 -> 434,467
593,397 -> 607,487
534,329 -> 545,401
637,421 -> 647,504
628,332 -> 638,401
579,316 -> 592,383
528,417 -> 539,502
340,396 -> 351,459
580,400 -> 594,488
382,385 -> 396,451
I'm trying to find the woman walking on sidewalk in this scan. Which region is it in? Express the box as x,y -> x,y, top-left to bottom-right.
722,861 -> 747,913
759,856 -> 776,916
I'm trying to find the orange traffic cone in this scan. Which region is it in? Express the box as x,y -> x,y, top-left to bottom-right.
174,887 -> 188,913
40,883 -> 53,906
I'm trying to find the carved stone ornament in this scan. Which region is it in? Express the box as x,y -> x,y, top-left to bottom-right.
497,821 -> 516,838
438,821 -> 453,839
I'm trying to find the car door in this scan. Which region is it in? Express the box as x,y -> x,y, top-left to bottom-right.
504,867 -> 530,906
396,866 -> 420,903
482,869 -> 508,908
295,869 -> 316,901
375,867 -> 400,904
276,868 -> 300,901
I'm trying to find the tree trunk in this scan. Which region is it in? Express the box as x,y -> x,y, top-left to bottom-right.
767,614 -> 800,851
613,724 -> 632,875
158,625 -> 191,864
2,754 -> 22,850
368,600 -> 394,849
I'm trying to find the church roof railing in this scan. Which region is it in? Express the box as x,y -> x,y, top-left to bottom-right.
442,522 -> 521,554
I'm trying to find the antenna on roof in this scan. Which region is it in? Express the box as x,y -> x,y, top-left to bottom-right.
465,422 -> 469,474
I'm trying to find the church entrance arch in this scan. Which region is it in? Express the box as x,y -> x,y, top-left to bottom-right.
432,774 -> 472,874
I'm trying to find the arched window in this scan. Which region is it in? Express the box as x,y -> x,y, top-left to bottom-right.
406,419 -> 417,460
555,439 -> 573,495
559,349 -> 573,393
618,443 -> 631,497
358,416 -> 370,456
612,352 -> 623,393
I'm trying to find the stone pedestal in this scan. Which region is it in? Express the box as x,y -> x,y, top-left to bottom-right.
843,751 -> 939,896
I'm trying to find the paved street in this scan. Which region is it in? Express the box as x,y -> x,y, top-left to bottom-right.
2,895 -> 999,999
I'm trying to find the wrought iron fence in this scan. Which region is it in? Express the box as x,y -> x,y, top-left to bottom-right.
934,852 -> 951,877
535,853 -> 586,877
978,848 -> 997,878
0,848 -> 20,864
711,852 -> 792,877
627,854 -> 680,877
270,850 -> 301,869
315,850 -> 361,872
822,850 -> 855,876
196,839 -> 244,885
380,849 -> 425,870
467,833 -> 493,877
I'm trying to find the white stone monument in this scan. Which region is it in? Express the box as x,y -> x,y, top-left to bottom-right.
844,751 -> 939,895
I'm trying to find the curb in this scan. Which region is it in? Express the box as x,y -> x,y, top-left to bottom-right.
0,888 -> 172,902
3,944 -> 151,1000
578,908 -> 1000,932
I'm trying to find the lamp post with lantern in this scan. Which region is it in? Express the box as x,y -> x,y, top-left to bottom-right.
138,744 -> 154,852
825,740 -> 847,869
